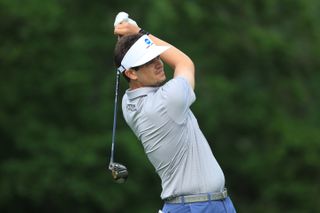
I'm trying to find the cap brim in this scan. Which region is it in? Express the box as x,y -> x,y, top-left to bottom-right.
131,45 -> 170,67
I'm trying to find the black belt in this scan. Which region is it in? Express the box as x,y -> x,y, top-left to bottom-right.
164,188 -> 228,204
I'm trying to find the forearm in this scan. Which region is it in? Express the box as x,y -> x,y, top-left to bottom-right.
148,33 -> 195,89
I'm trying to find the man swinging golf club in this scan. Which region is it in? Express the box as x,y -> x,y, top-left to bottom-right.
112,12 -> 237,213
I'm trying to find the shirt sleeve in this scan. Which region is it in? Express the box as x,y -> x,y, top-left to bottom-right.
160,77 -> 196,123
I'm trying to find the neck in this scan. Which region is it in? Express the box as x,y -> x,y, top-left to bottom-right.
129,80 -> 143,90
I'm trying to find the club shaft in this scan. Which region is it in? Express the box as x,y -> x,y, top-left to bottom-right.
109,71 -> 121,164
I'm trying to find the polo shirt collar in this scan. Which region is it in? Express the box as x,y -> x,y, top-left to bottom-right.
126,87 -> 159,100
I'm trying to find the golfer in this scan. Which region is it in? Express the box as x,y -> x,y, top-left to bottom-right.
113,13 -> 236,213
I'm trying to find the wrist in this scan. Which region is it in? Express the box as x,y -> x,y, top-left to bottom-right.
139,28 -> 150,35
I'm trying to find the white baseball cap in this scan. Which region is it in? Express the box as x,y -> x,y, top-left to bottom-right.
117,35 -> 170,73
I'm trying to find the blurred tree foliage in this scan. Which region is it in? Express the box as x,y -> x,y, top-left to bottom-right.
1,0 -> 319,212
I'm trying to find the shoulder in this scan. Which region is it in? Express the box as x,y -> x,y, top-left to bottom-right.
162,77 -> 192,90
160,77 -> 196,105
156,77 -> 196,123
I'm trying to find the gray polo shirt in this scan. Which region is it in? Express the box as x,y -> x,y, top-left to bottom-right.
122,77 -> 225,199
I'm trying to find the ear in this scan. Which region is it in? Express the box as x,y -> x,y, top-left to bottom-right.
124,69 -> 138,80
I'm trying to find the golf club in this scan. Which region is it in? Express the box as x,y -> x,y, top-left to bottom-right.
108,70 -> 128,183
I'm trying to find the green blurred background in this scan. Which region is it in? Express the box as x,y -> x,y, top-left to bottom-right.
1,0 -> 320,212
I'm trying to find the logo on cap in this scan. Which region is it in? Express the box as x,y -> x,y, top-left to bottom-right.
144,38 -> 153,48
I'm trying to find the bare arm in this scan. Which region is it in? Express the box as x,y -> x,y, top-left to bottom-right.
114,22 -> 195,90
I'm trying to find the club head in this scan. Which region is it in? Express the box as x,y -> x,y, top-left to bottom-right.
109,162 -> 128,183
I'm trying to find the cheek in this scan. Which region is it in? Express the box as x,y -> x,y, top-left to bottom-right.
138,71 -> 152,82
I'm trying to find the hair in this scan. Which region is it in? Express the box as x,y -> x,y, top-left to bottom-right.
114,33 -> 144,82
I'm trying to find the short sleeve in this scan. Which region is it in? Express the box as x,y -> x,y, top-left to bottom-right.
160,77 -> 196,123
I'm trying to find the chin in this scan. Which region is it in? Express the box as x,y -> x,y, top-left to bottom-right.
157,78 -> 166,86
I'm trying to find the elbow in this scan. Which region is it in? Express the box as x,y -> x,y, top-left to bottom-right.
176,56 -> 195,72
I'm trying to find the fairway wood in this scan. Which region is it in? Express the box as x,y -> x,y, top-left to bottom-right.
109,162 -> 128,183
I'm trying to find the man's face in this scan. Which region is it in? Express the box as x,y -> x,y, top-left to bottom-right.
132,56 -> 166,87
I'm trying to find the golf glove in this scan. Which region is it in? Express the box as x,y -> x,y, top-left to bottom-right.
114,11 -> 137,26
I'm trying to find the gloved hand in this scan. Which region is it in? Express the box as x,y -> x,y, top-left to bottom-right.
114,12 -> 138,27
114,12 -> 140,37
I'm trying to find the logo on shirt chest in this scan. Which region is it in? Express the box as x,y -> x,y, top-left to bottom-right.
126,104 -> 137,112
